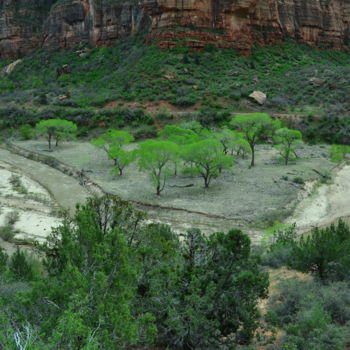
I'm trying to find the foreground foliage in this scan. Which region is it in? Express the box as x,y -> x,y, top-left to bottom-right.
0,196 -> 268,349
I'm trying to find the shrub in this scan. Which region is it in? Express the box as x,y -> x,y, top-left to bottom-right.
9,174 -> 28,195
19,124 -> 34,140
0,225 -> 16,242
9,248 -> 34,281
0,248 -> 8,274
290,220 -> 350,281
292,176 -> 304,185
4,211 -> 19,227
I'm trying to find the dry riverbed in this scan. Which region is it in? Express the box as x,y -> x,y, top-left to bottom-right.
0,147 -> 89,253
287,163 -> 350,231
12,140 -> 335,241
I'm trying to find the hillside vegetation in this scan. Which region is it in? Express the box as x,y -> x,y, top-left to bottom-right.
2,36 -> 350,350
1,38 -> 350,142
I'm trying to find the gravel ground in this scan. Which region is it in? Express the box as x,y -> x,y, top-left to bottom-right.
14,140 -> 334,238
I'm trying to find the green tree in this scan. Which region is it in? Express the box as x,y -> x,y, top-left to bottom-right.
213,127 -> 250,157
290,220 -> 350,281
109,145 -> 135,176
151,228 -> 268,348
274,127 -> 302,165
9,248 -> 33,281
230,113 -> 279,167
36,119 -> 77,150
182,139 -> 233,188
158,125 -> 200,145
34,197 -> 146,348
158,125 -> 200,175
0,196 -> 270,349
92,129 -> 135,174
92,129 -> 134,150
0,247 -> 8,274
137,140 -> 179,195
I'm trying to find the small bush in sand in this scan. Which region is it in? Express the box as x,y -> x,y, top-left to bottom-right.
0,225 -> 15,242
9,174 -> 28,195
0,211 -> 20,242
4,211 -> 19,226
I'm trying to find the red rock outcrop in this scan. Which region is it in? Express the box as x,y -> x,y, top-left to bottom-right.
1,0 -> 350,59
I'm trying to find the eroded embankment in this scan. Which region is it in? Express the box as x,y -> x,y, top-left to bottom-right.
287,164 -> 350,231
0,147 -> 90,252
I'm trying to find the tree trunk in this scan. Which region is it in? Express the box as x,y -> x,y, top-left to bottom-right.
48,135 -> 52,150
250,144 -> 255,167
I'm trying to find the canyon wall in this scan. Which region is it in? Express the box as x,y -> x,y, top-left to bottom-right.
1,0 -> 350,58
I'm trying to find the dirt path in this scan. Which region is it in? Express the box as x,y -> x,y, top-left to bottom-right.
287,164 -> 350,231
0,148 -> 89,212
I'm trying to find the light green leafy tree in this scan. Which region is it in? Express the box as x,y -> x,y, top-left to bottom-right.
274,127 -> 303,165
36,119 -> 77,150
213,128 -> 250,157
158,125 -> 200,145
158,125 -> 200,175
182,139 -> 233,188
92,129 -> 135,174
92,129 -> 134,149
230,113 -> 280,167
137,140 -> 179,195
109,145 -> 136,176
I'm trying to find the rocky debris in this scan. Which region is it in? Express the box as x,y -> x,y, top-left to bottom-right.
228,71 -> 241,77
75,48 -> 90,58
56,64 -> 72,78
163,74 -> 175,80
1,59 -> 22,75
249,91 -> 267,105
309,77 -> 327,87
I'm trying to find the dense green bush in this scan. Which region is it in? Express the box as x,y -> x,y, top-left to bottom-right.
290,220 -> 350,281
0,196 -> 268,349
268,278 -> 350,350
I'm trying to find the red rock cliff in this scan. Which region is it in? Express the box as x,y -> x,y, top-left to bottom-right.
1,0 -> 350,58
145,0 -> 350,54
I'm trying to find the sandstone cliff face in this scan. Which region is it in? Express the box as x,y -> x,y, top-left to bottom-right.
42,0 -> 146,50
0,0 -> 56,58
146,0 -> 350,54
1,0 -> 350,58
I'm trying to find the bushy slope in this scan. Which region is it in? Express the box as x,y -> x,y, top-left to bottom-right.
1,38 -> 350,141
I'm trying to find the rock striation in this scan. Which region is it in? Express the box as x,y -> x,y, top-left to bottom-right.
1,0 -> 350,58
